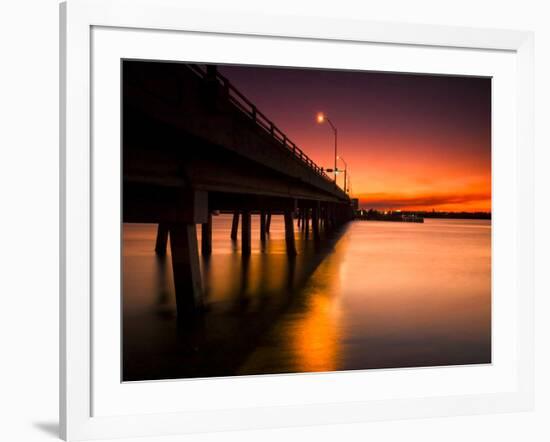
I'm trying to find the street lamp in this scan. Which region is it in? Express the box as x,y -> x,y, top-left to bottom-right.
337,156 -> 348,193
316,112 -> 338,184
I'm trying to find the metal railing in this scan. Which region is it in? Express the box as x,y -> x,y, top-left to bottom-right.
187,64 -> 333,183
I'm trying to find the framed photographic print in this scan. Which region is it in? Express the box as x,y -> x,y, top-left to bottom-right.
60,0 -> 534,440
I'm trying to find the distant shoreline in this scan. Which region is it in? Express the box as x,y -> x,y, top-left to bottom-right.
356,210 -> 491,221
421,215 -> 491,220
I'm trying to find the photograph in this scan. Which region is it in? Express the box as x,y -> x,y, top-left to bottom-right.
0,0 -> 541,439
122,60 -> 492,382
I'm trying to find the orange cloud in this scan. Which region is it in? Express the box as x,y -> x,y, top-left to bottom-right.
356,191 -> 491,212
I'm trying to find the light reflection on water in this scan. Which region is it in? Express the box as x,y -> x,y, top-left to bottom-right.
122,216 -> 491,381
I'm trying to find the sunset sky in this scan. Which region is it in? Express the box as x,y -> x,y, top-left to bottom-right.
219,65 -> 491,212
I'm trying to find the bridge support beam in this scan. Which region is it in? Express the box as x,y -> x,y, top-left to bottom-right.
328,208 -> 334,231
324,205 -> 332,233
230,211 -> 239,240
304,209 -> 310,238
312,205 -> 320,241
155,223 -> 169,256
201,213 -> 212,257
260,210 -> 267,242
284,211 -> 297,256
265,212 -> 271,234
241,210 -> 251,256
169,223 -> 202,315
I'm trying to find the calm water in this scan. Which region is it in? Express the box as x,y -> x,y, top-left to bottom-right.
122,216 -> 491,381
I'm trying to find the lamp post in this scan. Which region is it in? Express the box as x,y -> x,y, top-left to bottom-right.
337,156 -> 348,193
316,112 -> 338,184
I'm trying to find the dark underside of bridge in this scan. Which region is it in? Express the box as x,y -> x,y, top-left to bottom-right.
123,60 -> 353,315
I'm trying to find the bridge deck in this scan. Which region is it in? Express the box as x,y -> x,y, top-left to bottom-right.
123,61 -> 349,206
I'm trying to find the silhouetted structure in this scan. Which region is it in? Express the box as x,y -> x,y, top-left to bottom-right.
123,61 -> 353,316
355,209 -> 423,223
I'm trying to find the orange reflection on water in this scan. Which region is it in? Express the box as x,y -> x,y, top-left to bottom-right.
289,273 -> 343,373
123,217 -> 491,381
283,236 -> 348,373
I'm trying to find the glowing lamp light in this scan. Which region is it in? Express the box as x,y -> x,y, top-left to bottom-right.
316,112 -> 325,124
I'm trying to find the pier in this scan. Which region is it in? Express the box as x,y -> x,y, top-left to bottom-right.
123,61 -> 354,316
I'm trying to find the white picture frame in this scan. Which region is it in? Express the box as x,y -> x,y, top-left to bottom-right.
60,0 -> 534,440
